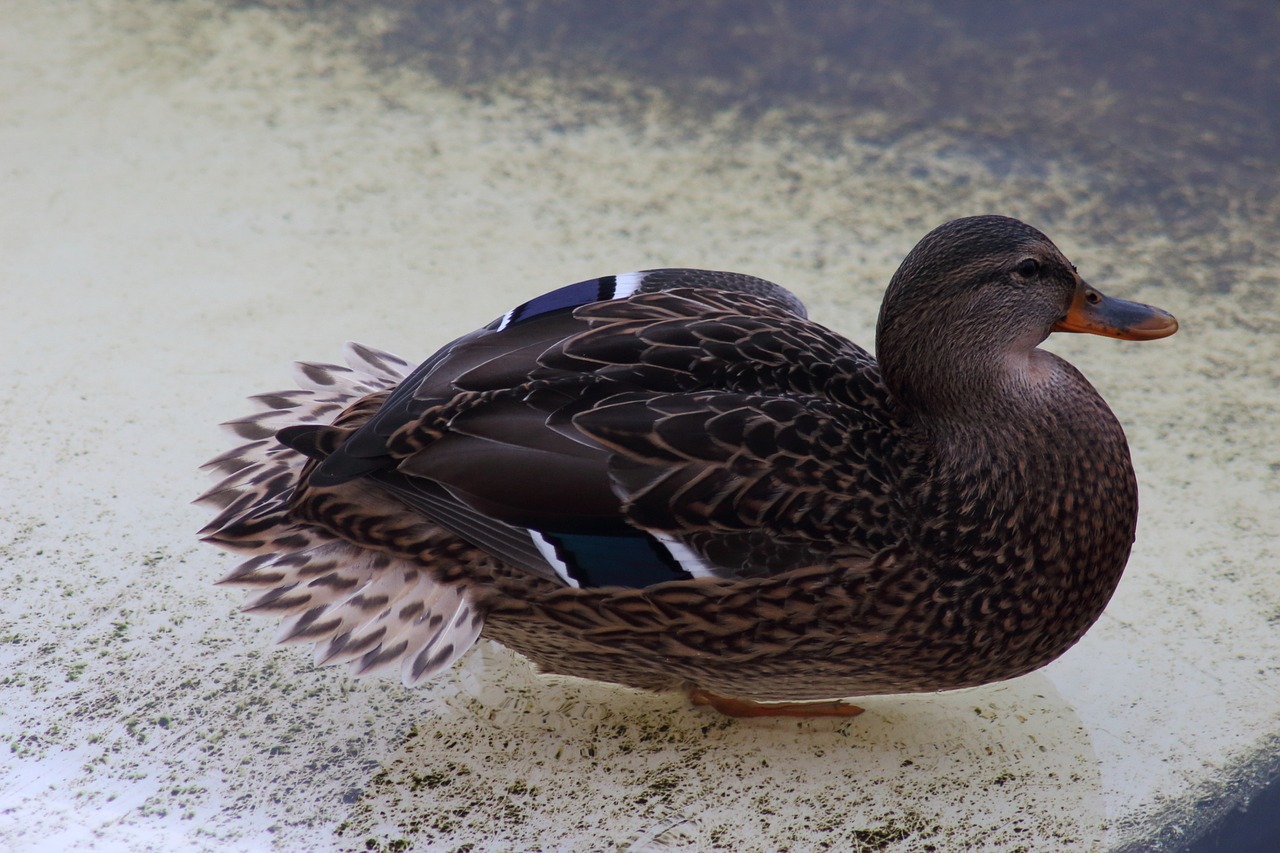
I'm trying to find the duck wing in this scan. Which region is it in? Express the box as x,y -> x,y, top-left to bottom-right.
287,271 -> 902,588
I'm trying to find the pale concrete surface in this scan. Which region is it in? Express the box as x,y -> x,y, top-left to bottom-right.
0,2 -> 1276,851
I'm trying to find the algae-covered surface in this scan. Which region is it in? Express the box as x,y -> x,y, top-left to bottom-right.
1,2 -> 1277,851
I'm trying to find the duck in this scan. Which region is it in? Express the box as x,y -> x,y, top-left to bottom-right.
198,215 -> 1178,717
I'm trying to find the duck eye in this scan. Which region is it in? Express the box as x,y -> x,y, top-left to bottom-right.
1015,258 -> 1041,277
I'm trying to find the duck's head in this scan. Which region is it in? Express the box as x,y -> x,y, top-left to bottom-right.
875,215 -> 1178,419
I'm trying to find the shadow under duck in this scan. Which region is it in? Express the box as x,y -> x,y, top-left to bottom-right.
199,215 -> 1177,716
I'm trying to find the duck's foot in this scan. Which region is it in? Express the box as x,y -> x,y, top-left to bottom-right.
688,687 -> 864,718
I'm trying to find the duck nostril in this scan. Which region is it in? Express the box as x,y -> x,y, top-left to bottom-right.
1084,289 -> 1102,305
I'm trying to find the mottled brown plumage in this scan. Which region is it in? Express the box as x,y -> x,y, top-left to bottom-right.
198,216 -> 1177,714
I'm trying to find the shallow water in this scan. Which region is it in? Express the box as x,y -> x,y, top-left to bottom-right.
1,2 -> 1277,851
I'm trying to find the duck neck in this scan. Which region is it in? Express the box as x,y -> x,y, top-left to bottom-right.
906,349 -> 1125,488
878,313 -> 1053,423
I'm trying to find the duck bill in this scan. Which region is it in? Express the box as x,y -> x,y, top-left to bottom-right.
1052,282 -> 1179,341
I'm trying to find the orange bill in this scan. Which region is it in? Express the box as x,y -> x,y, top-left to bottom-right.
1052,283 -> 1178,341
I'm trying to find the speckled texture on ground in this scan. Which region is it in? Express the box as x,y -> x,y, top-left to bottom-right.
0,2 -> 1277,852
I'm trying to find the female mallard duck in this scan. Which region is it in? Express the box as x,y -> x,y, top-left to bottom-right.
199,215 -> 1177,717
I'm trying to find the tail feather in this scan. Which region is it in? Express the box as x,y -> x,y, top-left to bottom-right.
217,553 -> 287,587
290,359 -> 396,398
342,341 -> 415,382
199,343 -> 486,687
199,438 -> 274,476
221,407 -> 333,441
